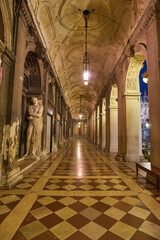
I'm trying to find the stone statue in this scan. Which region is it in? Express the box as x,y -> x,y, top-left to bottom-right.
24,97 -> 43,158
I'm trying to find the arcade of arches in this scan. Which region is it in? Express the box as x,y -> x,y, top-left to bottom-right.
0,0 -> 160,239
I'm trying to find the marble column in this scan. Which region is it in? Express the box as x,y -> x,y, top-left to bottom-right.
99,100 -> 103,148
96,105 -> 100,146
109,106 -> 118,153
54,84 -> 58,150
102,98 -> 106,150
146,2 -> 160,168
125,92 -> 142,162
109,85 -> 118,153
116,85 -> 126,161
105,94 -> 110,153
95,107 -> 98,145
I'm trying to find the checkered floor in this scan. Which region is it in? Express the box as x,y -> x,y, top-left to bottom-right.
0,140 -> 160,240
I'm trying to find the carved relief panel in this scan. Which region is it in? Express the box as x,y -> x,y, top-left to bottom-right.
126,53 -> 145,93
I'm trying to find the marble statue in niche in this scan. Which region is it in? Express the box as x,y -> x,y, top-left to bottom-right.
24,97 -> 43,158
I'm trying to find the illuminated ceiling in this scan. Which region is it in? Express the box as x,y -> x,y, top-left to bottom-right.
27,0 -> 148,119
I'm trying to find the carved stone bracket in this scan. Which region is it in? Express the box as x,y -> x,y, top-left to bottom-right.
35,41 -> 46,59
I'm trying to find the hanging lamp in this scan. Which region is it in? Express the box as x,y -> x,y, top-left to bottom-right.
79,9 -> 95,85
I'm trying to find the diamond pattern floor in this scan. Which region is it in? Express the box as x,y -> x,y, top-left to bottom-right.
0,140 -> 160,240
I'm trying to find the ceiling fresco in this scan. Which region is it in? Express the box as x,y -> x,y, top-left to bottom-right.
27,0 -> 148,119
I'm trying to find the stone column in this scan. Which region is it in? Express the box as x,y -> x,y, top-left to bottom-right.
91,114 -> 94,142
146,2 -> 160,168
71,118 -> 73,137
54,84 -> 58,150
116,86 -> 126,161
42,66 -> 49,155
99,100 -> 103,148
109,106 -> 118,153
105,93 -> 110,153
97,105 -> 100,145
93,109 -> 96,143
95,107 -> 97,145
109,85 -> 118,153
102,98 -> 106,150
125,92 -> 142,162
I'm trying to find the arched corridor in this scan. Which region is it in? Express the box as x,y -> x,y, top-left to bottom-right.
1,0 -> 160,239
0,140 -> 160,240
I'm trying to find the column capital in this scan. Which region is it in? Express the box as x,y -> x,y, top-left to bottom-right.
124,92 -> 141,97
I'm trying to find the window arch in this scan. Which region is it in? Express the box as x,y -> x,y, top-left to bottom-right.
23,51 -> 41,90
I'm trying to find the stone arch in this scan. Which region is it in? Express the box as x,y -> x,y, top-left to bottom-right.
19,51 -> 42,157
125,52 -> 146,162
109,84 -> 118,152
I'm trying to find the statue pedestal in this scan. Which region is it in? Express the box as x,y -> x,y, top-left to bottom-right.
40,151 -> 48,160
0,168 -> 23,189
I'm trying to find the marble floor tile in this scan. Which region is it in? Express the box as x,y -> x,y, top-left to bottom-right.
110,221 -> 136,240
50,221 -> 77,239
37,196 -> 56,205
0,195 -> 20,204
55,207 -> 77,220
30,206 -> 52,219
19,220 -> 47,240
128,206 -> 150,219
104,206 -> 126,220
80,206 -> 101,220
0,140 -> 160,240
139,220 -> 160,239
100,196 -> 119,206
80,221 -> 106,240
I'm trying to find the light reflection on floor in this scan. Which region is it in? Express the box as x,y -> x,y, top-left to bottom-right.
0,139 -> 160,240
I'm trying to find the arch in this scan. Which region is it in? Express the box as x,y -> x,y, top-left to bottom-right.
23,51 -> 41,90
73,121 -> 85,138
109,84 -> 118,152
125,52 -> 145,162
19,51 -> 42,157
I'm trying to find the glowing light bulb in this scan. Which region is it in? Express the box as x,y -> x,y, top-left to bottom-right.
83,71 -> 89,80
83,71 -> 89,85
143,77 -> 148,84
145,122 -> 150,128
84,80 -> 88,85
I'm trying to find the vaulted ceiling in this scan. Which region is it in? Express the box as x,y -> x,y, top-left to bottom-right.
27,0 -> 148,119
